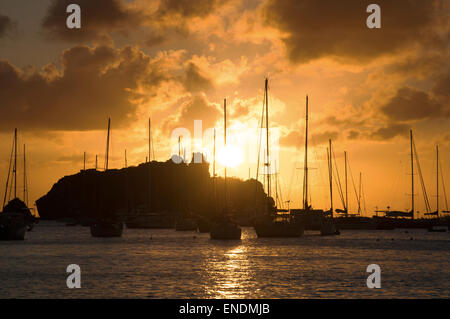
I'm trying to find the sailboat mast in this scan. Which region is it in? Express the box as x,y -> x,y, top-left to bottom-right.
436,145 -> 439,216
23,144 -> 27,205
410,130 -> 414,218
328,139 -> 333,214
344,151 -> 348,215
2,131 -> 15,208
14,128 -> 17,198
124,149 -> 127,168
213,129 -> 216,179
358,172 -> 362,215
149,118 -> 151,162
83,151 -> 86,170
213,128 -> 217,212
105,118 -> 111,171
275,160 -> 279,207
265,78 -> 271,199
224,99 -> 227,210
303,96 -> 309,210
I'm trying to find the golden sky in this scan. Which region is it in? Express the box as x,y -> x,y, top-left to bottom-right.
0,0 -> 449,216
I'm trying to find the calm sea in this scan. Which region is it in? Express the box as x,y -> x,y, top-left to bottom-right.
0,221 -> 449,298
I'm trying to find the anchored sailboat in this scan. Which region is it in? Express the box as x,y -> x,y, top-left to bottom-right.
253,79 -> 305,237
90,118 -> 124,237
126,117 -> 174,229
210,98 -> 242,240
1,129 -> 36,240
379,130 -> 423,219
320,139 -> 340,235
427,145 -> 449,232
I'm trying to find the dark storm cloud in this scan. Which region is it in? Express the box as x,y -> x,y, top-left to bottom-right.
156,0 -> 227,18
0,13 -> 14,38
311,131 -> 339,145
347,130 -> 359,140
42,0 -> 145,41
433,72 -> 450,99
370,123 -> 410,140
162,95 -> 221,133
0,45 -> 171,131
263,0 -> 442,63
42,0 -> 230,42
182,62 -> 214,93
381,87 -> 446,121
385,54 -> 448,78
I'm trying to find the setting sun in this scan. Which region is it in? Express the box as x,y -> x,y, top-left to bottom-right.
218,145 -> 244,168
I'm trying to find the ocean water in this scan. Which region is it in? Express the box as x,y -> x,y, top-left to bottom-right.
0,221 -> 449,299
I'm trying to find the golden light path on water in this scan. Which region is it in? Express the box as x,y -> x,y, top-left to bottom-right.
1,225 -> 449,298
203,236 -> 256,298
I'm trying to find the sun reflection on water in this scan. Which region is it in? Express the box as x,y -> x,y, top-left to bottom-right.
203,244 -> 255,298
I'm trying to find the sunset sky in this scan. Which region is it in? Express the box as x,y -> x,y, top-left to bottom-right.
0,0 -> 449,217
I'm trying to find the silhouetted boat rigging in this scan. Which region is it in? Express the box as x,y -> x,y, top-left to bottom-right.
253,79 -> 305,238
1,129 -> 36,240
321,139 -> 340,235
427,145 -> 449,232
126,117 -> 174,229
377,130 -> 424,219
288,96 -> 333,231
90,118 -> 124,238
210,98 -> 242,240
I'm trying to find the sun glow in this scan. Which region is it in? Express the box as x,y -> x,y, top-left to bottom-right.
218,145 -> 244,168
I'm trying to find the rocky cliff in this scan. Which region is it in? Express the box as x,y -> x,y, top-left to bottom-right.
36,157 -> 271,221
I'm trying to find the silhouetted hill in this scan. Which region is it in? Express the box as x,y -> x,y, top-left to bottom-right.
36,157 -> 272,221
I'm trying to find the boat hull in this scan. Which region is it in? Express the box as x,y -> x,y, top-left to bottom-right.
0,223 -> 27,240
1,198 -> 35,240
320,222 -> 340,236
335,217 -> 377,230
210,222 -> 241,240
90,222 -> 123,237
197,220 -> 211,233
428,225 -> 448,232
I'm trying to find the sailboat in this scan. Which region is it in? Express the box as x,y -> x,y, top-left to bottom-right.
0,129 -> 36,240
427,146 -> 448,232
382,130 -> 417,219
437,145 -> 450,216
126,118 -> 174,229
334,150 -> 349,216
373,130 -> 432,232
331,148 -> 376,230
210,98 -> 242,240
253,79 -> 305,237
90,118 -> 124,237
320,139 -> 340,236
